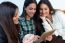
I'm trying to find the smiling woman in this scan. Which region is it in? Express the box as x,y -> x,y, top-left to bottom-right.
18,0 -> 41,43
34,0 -> 65,43
0,2 -> 20,43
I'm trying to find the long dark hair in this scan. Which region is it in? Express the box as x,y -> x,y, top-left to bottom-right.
1,1 -> 20,35
21,0 -> 37,17
0,2 -> 19,43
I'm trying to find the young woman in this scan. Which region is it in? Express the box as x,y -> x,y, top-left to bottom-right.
0,2 -> 20,43
19,0 -> 40,43
1,2 -> 20,38
35,0 -> 65,43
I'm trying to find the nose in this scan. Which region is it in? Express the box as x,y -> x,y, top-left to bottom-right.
42,9 -> 46,14
15,14 -> 19,20
17,15 -> 19,20
40,10 -> 44,15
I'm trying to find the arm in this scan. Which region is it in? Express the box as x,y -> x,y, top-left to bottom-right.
56,11 -> 65,40
0,25 -> 8,43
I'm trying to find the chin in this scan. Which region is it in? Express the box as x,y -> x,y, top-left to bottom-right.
14,21 -> 19,24
30,15 -> 34,18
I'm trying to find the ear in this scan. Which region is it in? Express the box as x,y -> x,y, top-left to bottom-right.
51,11 -> 53,14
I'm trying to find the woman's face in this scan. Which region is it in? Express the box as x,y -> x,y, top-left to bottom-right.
25,3 -> 36,18
40,3 -> 50,17
13,9 -> 19,24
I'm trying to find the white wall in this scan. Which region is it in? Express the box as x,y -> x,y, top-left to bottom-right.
49,0 -> 65,10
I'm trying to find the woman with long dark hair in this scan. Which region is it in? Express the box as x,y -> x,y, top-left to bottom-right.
19,0 -> 40,43
0,2 -> 20,43
34,0 -> 65,43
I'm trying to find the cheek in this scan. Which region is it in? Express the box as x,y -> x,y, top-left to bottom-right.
13,17 -> 16,21
29,10 -> 36,14
47,10 -> 50,13
26,10 -> 31,15
26,9 -> 36,17
13,17 -> 18,22
44,10 -> 50,16
13,17 -> 19,24
33,10 -> 36,13
46,11 -> 50,16
28,10 -> 32,14
27,10 -> 34,16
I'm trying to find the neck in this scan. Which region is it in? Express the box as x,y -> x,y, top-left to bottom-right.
26,15 -> 31,20
47,15 -> 53,22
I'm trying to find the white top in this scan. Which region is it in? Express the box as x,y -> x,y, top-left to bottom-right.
42,11 -> 65,40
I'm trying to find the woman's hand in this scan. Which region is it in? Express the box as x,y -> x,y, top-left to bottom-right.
33,35 -> 40,42
45,35 -> 53,41
23,34 -> 35,43
23,34 -> 40,43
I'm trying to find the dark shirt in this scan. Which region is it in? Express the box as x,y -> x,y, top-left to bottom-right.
0,25 -> 8,43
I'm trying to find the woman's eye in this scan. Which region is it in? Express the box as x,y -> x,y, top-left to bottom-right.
44,8 -> 47,10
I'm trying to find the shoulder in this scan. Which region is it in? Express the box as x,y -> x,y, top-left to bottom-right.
53,10 -> 65,24
54,10 -> 65,17
53,10 -> 65,19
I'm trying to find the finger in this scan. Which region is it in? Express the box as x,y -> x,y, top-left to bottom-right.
45,35 -> 53,41
35,35 -> 40,39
